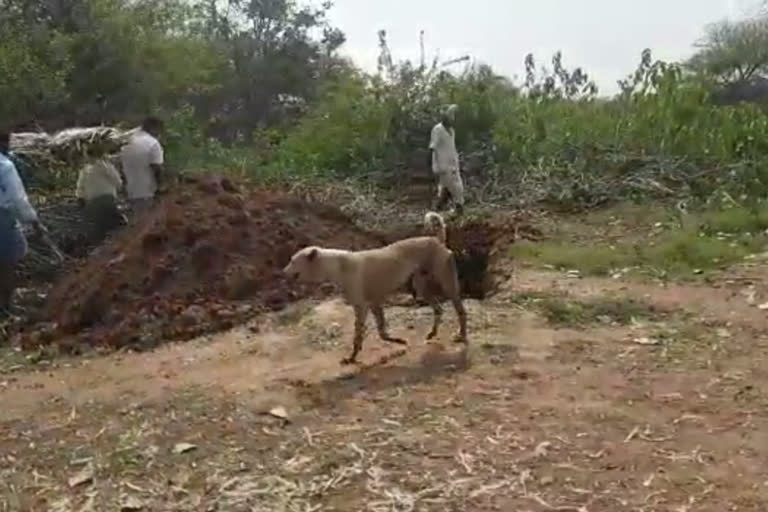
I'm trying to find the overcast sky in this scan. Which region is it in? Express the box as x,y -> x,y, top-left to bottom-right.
326,0 -> 762,95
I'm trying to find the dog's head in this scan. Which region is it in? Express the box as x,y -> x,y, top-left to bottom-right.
283,246 -> 324,282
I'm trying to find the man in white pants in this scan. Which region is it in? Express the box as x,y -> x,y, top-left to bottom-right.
120,116 -> 164,218
429,104 -> 464,215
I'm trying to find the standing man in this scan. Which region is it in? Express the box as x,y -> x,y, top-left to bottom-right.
0,132 -> 46,312
429,104 -> 465,216
120,116 -> 164,218
76,146 -> 126,243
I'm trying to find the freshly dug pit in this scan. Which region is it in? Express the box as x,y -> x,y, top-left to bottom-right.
447,221 -> 507,299
385,214 -> 540,300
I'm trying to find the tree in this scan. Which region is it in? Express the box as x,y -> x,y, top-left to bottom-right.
0,0 -> 224,128
190,0 -> 347,141
0,0 -> 347,134
0,27 -> 72,125
523,51 -> 598,100
688,15 -> 768,84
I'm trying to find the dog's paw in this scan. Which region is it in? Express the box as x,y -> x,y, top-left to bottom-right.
452,334 -> 468,345
340,357 -> 357,366
425,330 -> 438,340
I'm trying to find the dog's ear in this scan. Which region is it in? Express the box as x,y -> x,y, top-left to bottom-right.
307,248 -> 318,261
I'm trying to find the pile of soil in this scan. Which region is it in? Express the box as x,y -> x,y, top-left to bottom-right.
22,176 -> 386,351
19,177 -> 531,352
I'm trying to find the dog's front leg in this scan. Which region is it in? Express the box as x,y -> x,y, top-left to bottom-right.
341,304 -> 369,365
372,306 -> 407,345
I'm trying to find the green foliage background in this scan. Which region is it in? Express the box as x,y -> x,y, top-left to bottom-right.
2,0 -> 768,210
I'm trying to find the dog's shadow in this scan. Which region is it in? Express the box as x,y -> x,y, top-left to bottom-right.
297,344 -> 470,405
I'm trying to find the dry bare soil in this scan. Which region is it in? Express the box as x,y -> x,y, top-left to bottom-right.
3,207 -> 768,511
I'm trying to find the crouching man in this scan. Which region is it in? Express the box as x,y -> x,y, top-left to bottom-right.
76,146 -> 127,244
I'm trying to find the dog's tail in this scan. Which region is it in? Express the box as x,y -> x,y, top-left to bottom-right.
424,211 -> 447,245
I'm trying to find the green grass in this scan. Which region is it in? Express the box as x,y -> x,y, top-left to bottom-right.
640,317 -> 733,370
512,242 -> 637,276
645,230 -> 760,274
512,292 -> 660,327
699,206 -> 768,235
513,206 -> 768,278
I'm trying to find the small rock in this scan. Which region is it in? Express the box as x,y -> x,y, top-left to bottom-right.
68,465 -> 94,488
566,269 -> 580,279
533,441 -> 551,458
107,253 -> 126,267
716,328 -> 731,338
220,178 -> 239,193
216,307 -> 235,319
326,322 -> 342,338
268,406 -> 289,421
236,304 -> 253,315
173,442 -> 197,454
121,496 -> 144,511
180,305 -> 206,326
540,475 -> 555,486
643,473 -> 655,487
633,337 -> 661,346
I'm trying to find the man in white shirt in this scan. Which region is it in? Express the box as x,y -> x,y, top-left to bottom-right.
0,132 -> 46,311
76,146 -> 126,243
429,104 -> 464,215
120,116 -> 164,218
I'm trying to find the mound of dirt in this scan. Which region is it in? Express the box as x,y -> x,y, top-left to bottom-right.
18,178 -> 532,352
22,176 -> 387,351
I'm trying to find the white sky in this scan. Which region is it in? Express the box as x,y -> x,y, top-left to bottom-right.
326,0 -> 762,94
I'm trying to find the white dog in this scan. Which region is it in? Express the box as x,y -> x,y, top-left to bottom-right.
284,213 -> 467,364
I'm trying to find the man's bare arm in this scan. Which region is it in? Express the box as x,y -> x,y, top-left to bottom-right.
150,163 -> 163,185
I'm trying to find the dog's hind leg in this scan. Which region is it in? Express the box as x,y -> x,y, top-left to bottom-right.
372,305 -> 408,346
412,271 -> 441,339
425,297 -> 443,341
450,297 -> 468,344
437,252 -> 469,344
341,304 -> 369,365
410,273 -> 426,306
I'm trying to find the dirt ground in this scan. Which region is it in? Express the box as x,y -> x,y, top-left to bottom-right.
4,207 -> 768,511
